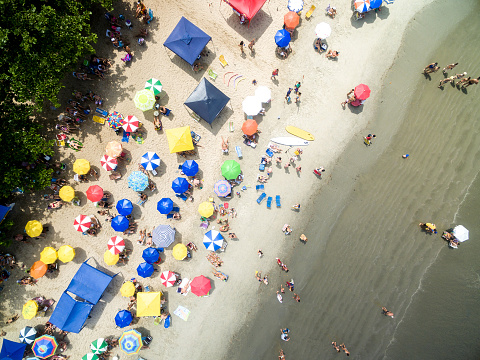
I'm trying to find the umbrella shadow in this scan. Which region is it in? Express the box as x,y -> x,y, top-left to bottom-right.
72,246 -> 88,264
222,10 -> 273,41
349,104 -> 364,114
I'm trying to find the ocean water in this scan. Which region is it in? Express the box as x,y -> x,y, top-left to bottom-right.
226,0 -> 480,359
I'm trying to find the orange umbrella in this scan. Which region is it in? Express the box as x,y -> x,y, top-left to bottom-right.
284,11 -> 300,29
106,141 -> 123,158
30,261 -> 48,279
242,119 -> 258,136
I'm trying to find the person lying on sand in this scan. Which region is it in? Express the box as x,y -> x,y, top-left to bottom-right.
326,49 -> 339,58
221,136 -> 229,153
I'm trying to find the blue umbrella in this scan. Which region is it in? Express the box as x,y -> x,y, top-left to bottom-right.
128,171 -> 149,192
275,29 -> 291,47
0,339 -> 27,360
203,230 -> 224,251
181,160 -> 199,176
115,310 -> 133,328
157,198 -> 173,214
171,177 -> 189,194
111,215 -> 129,232
116,199 -> 133,216
370,0 -> 382,9
140,152 -> 161,171
19,326 -> 37,344
137,262 -> 154,278
142,248 -> 160,264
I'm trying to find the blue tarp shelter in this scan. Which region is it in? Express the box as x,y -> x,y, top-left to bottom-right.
184,78 -> 230,124
0,204 -> 13,225
163,17 -> 211,66
0,339 -> 26,360
48,292 -> 94,334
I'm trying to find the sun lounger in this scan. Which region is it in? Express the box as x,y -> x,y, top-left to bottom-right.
175,193 -> 188,201
276,195 -> 281,207
266,149 -> 274,157
55,139 -> 65,147
189,112 -> 201,123
256,184 -> 264,191
257,192 -> 266,204
219,55 -> 228,67
191,131 -> 201,144
229,121 -> 234,132
235,146 -> 242,158
259,163 -> 265,171
208,69 -> 218,80
305,5 -> 315,18
267,196 -> 272,209
96,108 -> 108,117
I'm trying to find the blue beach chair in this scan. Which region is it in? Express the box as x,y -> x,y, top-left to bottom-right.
276,195 -> 281,207
235,146 -> 242,159
256,184 -> 264,191
266,149 -> 274,158
257,193 -> 266,204
266,196 -> 272,209
175,193 -> 188,201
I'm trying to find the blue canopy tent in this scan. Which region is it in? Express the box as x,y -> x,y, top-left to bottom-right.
48,292 -> 94,333
0,339 -> 26,360
184,78 -> 230,125
163,17 -> 211,66
0,204 -> 14,226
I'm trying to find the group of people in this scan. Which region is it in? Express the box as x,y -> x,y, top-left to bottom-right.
285,81 -> 302,103
422,62 -> 479,89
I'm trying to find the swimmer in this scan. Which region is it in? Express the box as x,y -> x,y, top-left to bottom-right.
402,154 -> 409,158
293,293 -> 300,302
279,349 -> 286,360
257,249 -> 263,258
442,62 -> 458,73
382,306 -> 394,318
332,341 -> 341,352
300,234 -> 308,243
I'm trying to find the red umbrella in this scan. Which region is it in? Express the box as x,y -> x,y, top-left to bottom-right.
108,236 -> 125,255
190,275 -> 211,297
354,84 -> 371,101
284,11 -> 300,29
86,185 -> 104,202
242,119 -> 258,136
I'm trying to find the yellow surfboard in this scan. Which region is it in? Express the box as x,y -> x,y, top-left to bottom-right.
285,126 -> 315,141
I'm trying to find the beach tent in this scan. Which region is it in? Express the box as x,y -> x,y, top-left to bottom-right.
48,292 -> 94,333
163,17 -> 211,66
0,339 -> 27,360
184,78 -> 230,125
165,126 -> 194,153
137,292 -> 162,317
0,203 -> 13,226
223,0 -> 267,24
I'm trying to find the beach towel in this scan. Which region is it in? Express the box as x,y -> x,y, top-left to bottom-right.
93,115 -> 106,124
173,305 -> 190,321
122,132 -> 130,143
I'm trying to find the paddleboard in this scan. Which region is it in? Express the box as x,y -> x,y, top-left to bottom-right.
277,293 -> 283,303
285,126 -> 314,141
271,137 -> 309,146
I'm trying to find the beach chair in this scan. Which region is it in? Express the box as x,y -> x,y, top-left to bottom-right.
256,184 -> 264,191
190,112 -> 201,123
266,148 -> 274,158
175,193 -> 188,201
256,192 -> 266,204
55,139 -> 65,147
276,195 -> 281,207
208,69 -> 218,80
235,146 -> 242,159
305,5 -> 316,18
219,55 -> 228,67
191,131 -> 201,144
95,108 -> 108,117
259,163 -> 265,171
266,196 -> 272,209
229,121 -> 234,132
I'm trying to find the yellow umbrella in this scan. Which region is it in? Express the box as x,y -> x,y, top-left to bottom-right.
40,247 -> 58,264
59,186 -> 75,202
73,159 -> 90,175
104,250 -> 119,266
22,300 -> 38,320
136,291 -> 162,317
172,244 -> 188,260
25,220 -> 43,238
106,141 -> 123,158
165,126 -> 194,153
120,281 -> 136,297
58,245 -> 75,263
198,202 -> 214,217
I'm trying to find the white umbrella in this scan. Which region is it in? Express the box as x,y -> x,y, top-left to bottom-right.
315,22 -> 332,39
255,86 -> 272,103
287,0 -> 304,13
242,96 -> 263,116
453,225 -> 469,242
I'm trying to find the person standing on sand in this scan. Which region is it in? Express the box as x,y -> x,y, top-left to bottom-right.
442,62 -> 458,73
271,69 -> 279,80
248,39 -> 255,52
285,88 -> 293,102
239,41 -> 245,54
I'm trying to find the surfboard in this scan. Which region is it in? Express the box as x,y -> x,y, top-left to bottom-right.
285,126 -> 315,141
271,137 -> 309,146
277,293 -> 283,303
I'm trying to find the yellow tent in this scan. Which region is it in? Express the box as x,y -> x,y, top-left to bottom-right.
22,300 -> 38,320
40,247 -> 58,264
136,291 -> 162,317
73,159 -> 90,175
172,244 -> 188,260
59,186 -> 75,202
120,281 -> 136,297
198,202 -> 214,217
25,220 -> 43,238
58,245 -> 75,263
104,250 -> 119,266
165,126 -> 194,153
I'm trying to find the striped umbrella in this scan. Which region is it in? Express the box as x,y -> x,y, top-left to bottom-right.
106,111 -> 124,129
134,89 -> 155,112
151,224 -> 176,248
145,78 -> 163,95
100,154 -> 117,171
287,0 -> 303,12
32,335 -> 57,359
86,185 -> 103,202
122,115 -> 139,132
19,326 -> 37,344
74,215 -> 91,232
90,338 -> 108,354
214,180 -> 232,197
82,354 -> 99,360
119,329 -> 142,355
203,230 -> 224,251
160,271 -> 177,287
354,0 -> 371,13
140,152 -> 161,171
105,141 -> 123,158
108,236 -> 125,255
128,171 -> 149,192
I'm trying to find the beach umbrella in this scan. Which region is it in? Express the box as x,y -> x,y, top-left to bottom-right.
128,171 -> 149,192
106,112 -> 124,130
160,271 -> 177,287
354,84 -> 371,100
137,262 -> 154,278
136,292 -> 162,317
157,198 -> 174,214
111,215 -> 129,232
370,0 -> 382,9
90,338 -> 108,355
0,339 -> 27,360
104,250 -> 119,266
214,180 -> 232,198
86,185 -> 104,202
40,247 -> 57,265
151,225 -> 176,248
315,22 -> 331,39
74,215 -> 91,232
203,230 -> 224,251
116,199 -> 133,216
30,261 -> 48,279
172,244 -> 188,260
354,0 -> 371,13
105,141 -> 123,158
274,29 -> 291,48
32,335 -> 57,359
284,11 -> 300,28
115,310 -> 133,328
172,177 -> 189,194
190,275 -> 211,297
108,236 -> 125,255
242,119 -> 258,136
58,245 -> 75,263
181,160 -> 199,176
142,247 -> 160,264
22,300 -> 38,320
82,354 -> 99,360
120,329 -> 142,355
242,96 -> 263,116
25,220 -> 43,238
100,154 -> 117,171
145,78 -> 163,95
120,282 -> 135,297
287,0 -> 303,12
122,115 -> 139,133
453,225 -> 469,242
59,186 -> 74,202
19,326 -> 37,344
198,202 -> 214,218
140,152 -> 160,171
221,160 -> 241,180
165,126 -> 194,153
255,86 -> 271,103
73,159 -> 90,175
134,89 -> 155,111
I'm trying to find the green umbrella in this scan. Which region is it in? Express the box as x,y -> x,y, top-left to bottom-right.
221,160 -> 241,180
90,338 -> 108,354
82,353 -> 99,360
145,78 -> 163,95
134,89 -> 155,111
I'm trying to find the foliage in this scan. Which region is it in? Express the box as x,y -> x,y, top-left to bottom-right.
0,220 -> 14,247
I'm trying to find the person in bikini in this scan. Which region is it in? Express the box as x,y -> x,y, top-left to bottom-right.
221,136 -> 229,154
326,49 -> 339,58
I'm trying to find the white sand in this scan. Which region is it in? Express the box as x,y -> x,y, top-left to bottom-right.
1,0 -> 436,358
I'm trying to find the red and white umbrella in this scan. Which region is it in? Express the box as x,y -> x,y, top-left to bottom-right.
74,215 -> 91,232
122,115 -> 139,133
108,236 -> 125,255
100,154 -> 118,171
160,271 -> 177,287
